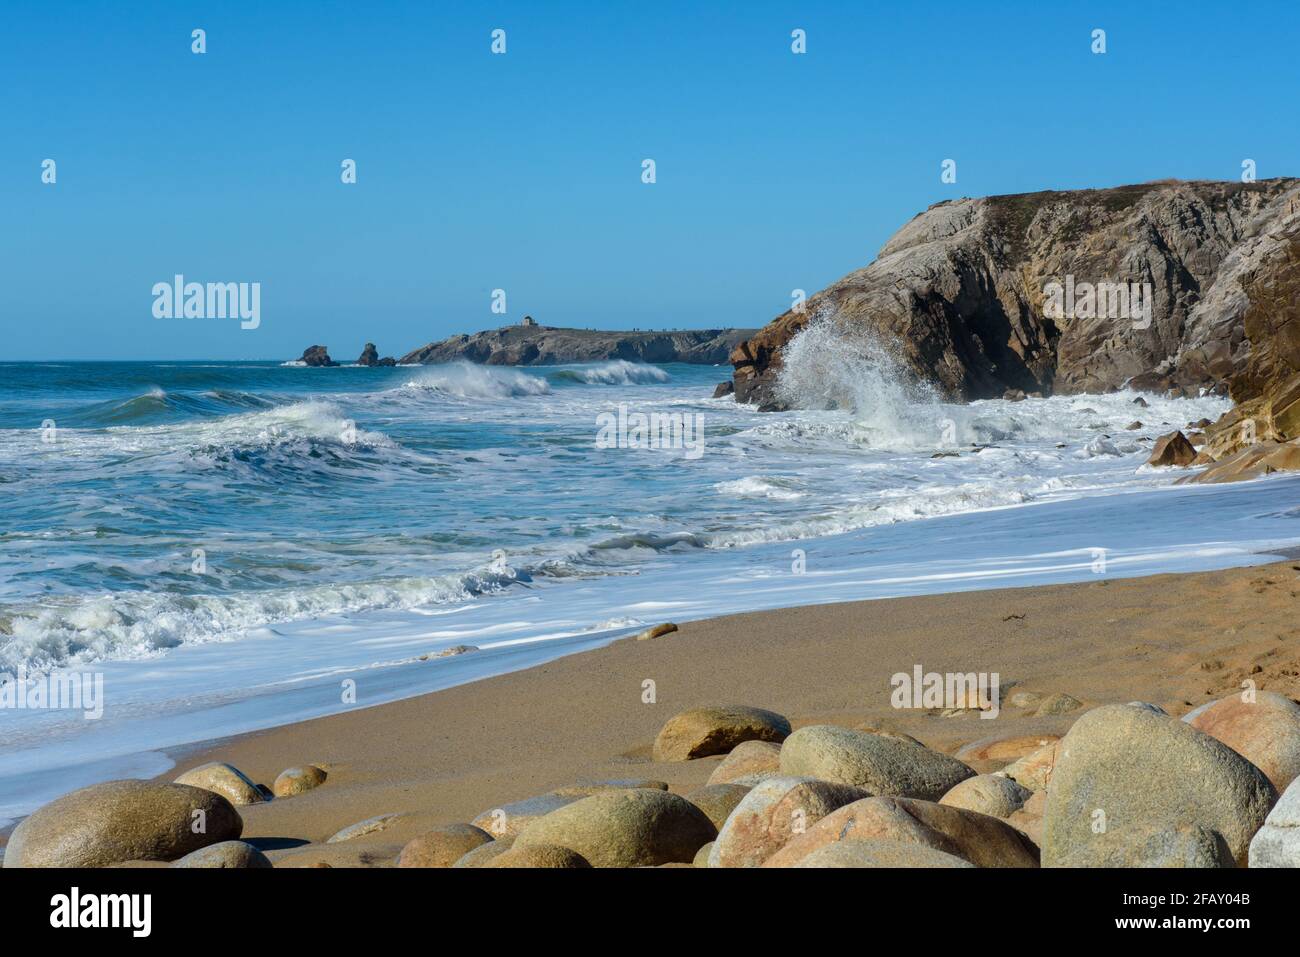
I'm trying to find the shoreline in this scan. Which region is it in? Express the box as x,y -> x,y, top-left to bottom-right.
9,559 -> 1289,865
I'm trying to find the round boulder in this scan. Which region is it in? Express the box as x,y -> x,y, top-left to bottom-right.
174,762 -> 263,806
472,793 -> 580,838
1043,705 -> 1277,866
779,724 -> 975,799
486,843 -> 591,868
3,780 -> 243,868
453,836 -> 514,868
398,823 -> 494,868
1187,691 -> 1300,792
707,740 -> 782,785
172,840 -> 273,869
1055,821 -> 1234,868
794,839 -> 974,868
652,706 -> 791,762
272,765 -> 327,798
708,776 -> 868,868
515,788 -> 716,867
939,774 -> 1032,819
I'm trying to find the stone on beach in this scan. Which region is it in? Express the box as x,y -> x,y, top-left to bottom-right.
794,839 -> 975,868
652,705 -> 792,762
486,843 -> 592,868
1147,430 -> 1197,467
685,783 -> 754,830
550,779 -> 669,798
635,622 -> 678,641
453,836 -> 515,868
1186,691 -> 1300,792
708,776 -> 868,867
173,762 -> 264,806
2,780 -> 243,868
272,765 -> 328,798
939,774 -> 1032,818
1054,821 -> 1234,868
763,796 -> 1039,868
778,724 -> 975,799
398,823 -> 494,868
1248,777 -> 1300,867
326,813 -> 400,843
1042,705 -> 1277,866
954,733 -> 1061,764
171,840 -> 273,869
706,740 -> 782,785
1034,693 -> 1083,716
472,793 -> 580,838
514,788 -> 716,867
997,739 -> 1063,791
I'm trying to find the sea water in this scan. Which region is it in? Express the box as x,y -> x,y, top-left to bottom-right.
2,351 -> 1299,825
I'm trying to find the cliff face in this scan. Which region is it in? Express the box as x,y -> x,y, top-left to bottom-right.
731,179 -> 1300,414
400,325 -> 757,366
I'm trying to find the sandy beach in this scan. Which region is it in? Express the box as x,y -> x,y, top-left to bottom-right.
66,558 -> 1295,868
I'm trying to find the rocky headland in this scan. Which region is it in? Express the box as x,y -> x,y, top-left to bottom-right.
398,323 -> 756,366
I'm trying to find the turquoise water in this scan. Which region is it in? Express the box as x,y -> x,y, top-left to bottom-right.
2,357 -> 1299,824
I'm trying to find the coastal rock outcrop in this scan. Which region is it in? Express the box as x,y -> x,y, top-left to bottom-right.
299,345 -> 337,367
728,179 -> 1300,414
2,780 -> 243,868
401,323 -> 757,366
356,342 -> 396,366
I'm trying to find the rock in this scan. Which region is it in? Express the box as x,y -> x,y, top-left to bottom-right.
1249,777 -> 1300,866
171,840 -> 273,869
1180,440 -> 1300,484
1004,388 -> 1027,402
764,796 -> 1039,868
299,345 -> 336,367
452,836 -> 515,868
793,839 -> 975,868
1133,397 -> 1150,408
955,733 -> 1061,764
708,776 -> 868,868
1034,692 -> 1083,716
472,793 -> 580,838
514,789 -> 715,867
272,765 -> 327,798
1006,789 -> 1047,845
852,722 -> 924,746
1148,431 -> 1197,467
652,705 -> 791,762
1127,701 -> 1169,715
998,739 -> 1063,791
356,343 -> 394,367
486,844 -> 591,868
778,724 -> 975,799
635,622 -> 677,641
693,841 -> 714,867
1187,691 -> 1300,792
401,325 -> 758,366
1126,421 -> 1143,430
326,814 -> 399,843
940,774 -> 1032,818
1042,704 -> 1277,866
397,823 -> 494,868
685,784 -> 753,831
706,740 -> 783,785
1055,821 -> 1234,868
173,762 -> 263,806
550,779 -> 669,798
1006,690 -> 1043,709
2,780 -> 243,868
712,381 -> 735,398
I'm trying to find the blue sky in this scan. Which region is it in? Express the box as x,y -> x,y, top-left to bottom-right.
2,0 -> 1296,360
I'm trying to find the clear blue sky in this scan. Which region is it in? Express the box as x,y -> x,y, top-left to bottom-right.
2,0 -> 1295,360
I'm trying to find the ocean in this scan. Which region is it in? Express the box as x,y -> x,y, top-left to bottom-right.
3,354 -> 1300,826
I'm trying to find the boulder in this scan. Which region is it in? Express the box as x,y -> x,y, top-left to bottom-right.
706,740 -> 782,785
712,381 -> 735,398
514,789 -> 715,867
486,844 -> 591,868
940,774 -> 1032,818
794,839 -> 974,868
1187,691 -> 1300,792
692,841 -> 714,868
708,776 -> 868,868
1055,822 -> 1234,868
550,779 -> 669,798
997,739 -> 1063,791
1249,777 -> 1300,867
1148,431 -> 1197,467
397,823 -> 494,868
171,840 -> 273,869
955,733 -> 1060,764
1034,693 -> 1083,716
173,762 -> 263,806
1182,441 -> 1300,484
635,622 -> 677,641
685,783 -> 753,831
779,724 -> 975,799
1006,789 -> 1047,845
2,780 -> 243,868
652,706 -> 791,762
452,836 -> 514,868
272,765 -> 327,798
472,793 -> 579,838
764,796 -> 1039,868
1042,705 -> 1277,866
299,345 -> 336,367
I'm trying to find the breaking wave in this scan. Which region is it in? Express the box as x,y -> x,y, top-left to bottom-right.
401,362 -> 551,399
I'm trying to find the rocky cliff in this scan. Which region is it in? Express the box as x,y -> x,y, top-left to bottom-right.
400,324 -> 756,366
730,179 -> 1300,428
